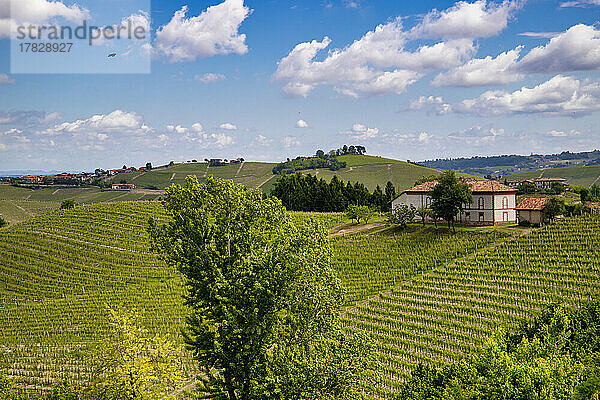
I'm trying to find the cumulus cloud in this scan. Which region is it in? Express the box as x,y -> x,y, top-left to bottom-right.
155,0 -> 251,62
219,123 -> 237,130
166,125 -> 189,134
516,24 -> 600,73
195,73 -> 226,83
432,46 -> 523,87
343,123 -> 379,139
282,136 -> 300,148
0,110 -> 59,126
0,0 -> 89,38
449,75 -> 600,117
410,0 -> 520,40
1,128 -> 23,135
295,119 -> 309,128
50,110 -> 151,135
191,123 -> 204,132
409,96 -> 452,115
448,126 -> 504,144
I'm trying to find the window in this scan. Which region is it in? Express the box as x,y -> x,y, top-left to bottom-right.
502,196 -> 509,209
478,197 -> 485,209
465,212 -> 470,221
479,212 -> 484,222
425,197 -> 431,207
503,212 -> 509,222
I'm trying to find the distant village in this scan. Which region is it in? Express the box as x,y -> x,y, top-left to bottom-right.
0,157 -> 244,190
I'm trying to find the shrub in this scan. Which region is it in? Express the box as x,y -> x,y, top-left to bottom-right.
60,199 -> 76,210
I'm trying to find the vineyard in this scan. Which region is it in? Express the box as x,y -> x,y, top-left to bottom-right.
330,227 -> 503,304
0,202 -> 343,394
1,200 -> 599,398
343,214 -> 600,399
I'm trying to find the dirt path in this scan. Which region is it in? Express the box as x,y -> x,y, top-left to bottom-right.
256,175 -> 274,189
590,174 -> 600,187
203,164 -> 209,177
13,203 -> 33,216
131,189 -> 165,195
170,172 -> 175,181
327,222 -> 385,238
162,378 -> 198,400
52,189 -> 60,195
131,172 -> 145,181
235,161 -> 245,176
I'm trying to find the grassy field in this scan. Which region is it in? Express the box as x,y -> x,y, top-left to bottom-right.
507,164 -> 600,187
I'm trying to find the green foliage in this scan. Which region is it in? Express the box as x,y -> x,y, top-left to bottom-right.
0,217 -> 7,228
346,204 -> 373,224
0,373 -> 14,400
551,181 -> 565,194
46,381 -> 82,400
86,307 -> 184,400
60,199 -> 76,210
430,171 -> 473,232
272,157 -> 346,175
389,205 -> 415,228
543,197 -> 565,221
149,176 -> 370,400
518,181 -> 537,194
271,173 -> 384,212
397,301 -> 600,400
415,206 -> 430,227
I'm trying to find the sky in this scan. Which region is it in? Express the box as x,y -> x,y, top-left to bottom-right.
0,0 -> 600,172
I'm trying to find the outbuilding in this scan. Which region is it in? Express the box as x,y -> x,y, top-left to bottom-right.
515,197 -> 550,225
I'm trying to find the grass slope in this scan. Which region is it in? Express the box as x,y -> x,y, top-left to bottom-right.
507,164 -> 600,187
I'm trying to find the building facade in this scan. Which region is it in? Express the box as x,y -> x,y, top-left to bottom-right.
392,179 -> 518,225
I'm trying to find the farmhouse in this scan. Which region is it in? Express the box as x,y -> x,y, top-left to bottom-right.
392,179 -> 517,225
532,177 -> 566,190
516,197 -> 550,225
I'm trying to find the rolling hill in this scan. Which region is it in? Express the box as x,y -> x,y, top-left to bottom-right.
507,164 -> 600,187
1,199 -> 598,398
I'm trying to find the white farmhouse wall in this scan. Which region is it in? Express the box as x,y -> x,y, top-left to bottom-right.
493,193 -> 517,223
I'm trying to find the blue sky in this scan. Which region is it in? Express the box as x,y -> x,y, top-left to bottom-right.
0,0 -> 599,171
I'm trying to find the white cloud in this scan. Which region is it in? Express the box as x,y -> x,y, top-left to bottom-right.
448,126 -> 504,143
409,95 -> 452,115
51,110 -> 151,135
560,0 -> 600,7
167,125 -> 189,134
516,24 -> 600,73
210,133 -> 235,147
155,0 -> 251,62
1,128 -> 23,135
410,0 -> 520,40
432,46 -> 523,87
0,0 -> 89,38
343,123 -> 379,139
295,119 -> 309,128
273,19 -> 475,97
518,32 -> 560,38
450,75 -> 600,116
252,134 -> 273,146
545,129 -> 581,137
195,73 -> 226,83
191,123 -> 204,132
219,123 -> 237,130
0,73 -> 14,85
282,136 -> 300,148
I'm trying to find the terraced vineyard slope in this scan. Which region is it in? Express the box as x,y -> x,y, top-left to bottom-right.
344,215 -> 600,399
507,164 -> 600,187
0,202 -> 343,393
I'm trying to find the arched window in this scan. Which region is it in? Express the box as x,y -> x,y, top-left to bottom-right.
502,196 -> 509,209
425,197 -> 431,208
478,197 -> 484,209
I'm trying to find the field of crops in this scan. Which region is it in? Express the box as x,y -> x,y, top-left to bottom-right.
331,227 -> 503,304
343,214 -> 600,399
0,202 -> 345,393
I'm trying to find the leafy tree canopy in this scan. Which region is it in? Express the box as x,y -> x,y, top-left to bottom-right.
149,176 -> 372,400
430,171 -> 472,233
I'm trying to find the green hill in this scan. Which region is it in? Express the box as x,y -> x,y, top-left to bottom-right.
507,164 -> 600,187
1,199 -> 599,398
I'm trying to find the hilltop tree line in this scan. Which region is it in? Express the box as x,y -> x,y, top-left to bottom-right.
272,145 -> 366,175
271,173 -> 396,212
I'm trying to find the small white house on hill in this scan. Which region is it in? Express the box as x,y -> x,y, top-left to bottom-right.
392,179 -> 518,225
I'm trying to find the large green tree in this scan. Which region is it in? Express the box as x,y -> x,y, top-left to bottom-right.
149,176 -> 372,400
430,171 -> 472,233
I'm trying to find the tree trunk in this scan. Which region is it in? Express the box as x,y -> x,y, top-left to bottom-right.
452,218 -> 456,234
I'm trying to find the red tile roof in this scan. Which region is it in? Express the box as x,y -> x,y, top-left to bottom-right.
404,179 -> 517,194
516,197 -> 551,211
